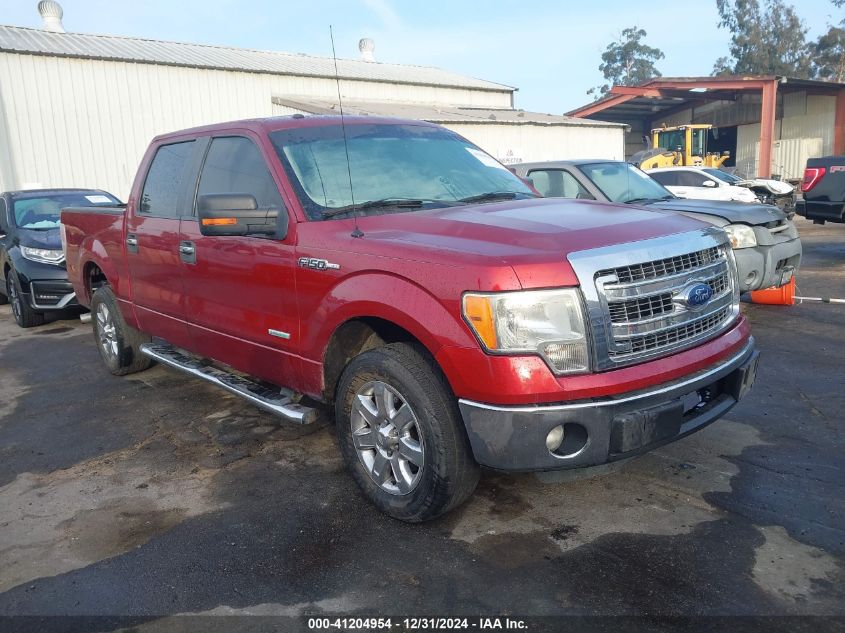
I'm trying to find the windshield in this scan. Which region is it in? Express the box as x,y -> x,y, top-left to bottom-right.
269,123 -> 534,220
580,162 -> 673,203
703,168 -> 741,184
656,129 -> 685,152
12,191 -> 119,229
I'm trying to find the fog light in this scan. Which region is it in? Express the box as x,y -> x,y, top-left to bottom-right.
545,425 -> 565,452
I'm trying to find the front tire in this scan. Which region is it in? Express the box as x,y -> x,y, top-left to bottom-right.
90,286 -> 153,375
335,342 -> 480,522
6,272 -> 45,328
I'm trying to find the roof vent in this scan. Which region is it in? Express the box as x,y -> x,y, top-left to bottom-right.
358,38 -> 375,62
38,0 -> 66,33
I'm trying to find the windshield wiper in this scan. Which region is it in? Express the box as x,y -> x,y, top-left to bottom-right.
322,198 -> 455,219
623,195 -> 676,205
459,191 -> 537,204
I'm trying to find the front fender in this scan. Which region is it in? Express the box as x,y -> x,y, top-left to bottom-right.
302,271 -> 477,363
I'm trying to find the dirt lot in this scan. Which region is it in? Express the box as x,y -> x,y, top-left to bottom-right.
0,218 -> 842,628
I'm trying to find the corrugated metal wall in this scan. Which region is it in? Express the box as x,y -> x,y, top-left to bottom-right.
0,52 -> 512,198
443,122 -> 624,163
735,123 -> 762,176
735,94 -> 835,177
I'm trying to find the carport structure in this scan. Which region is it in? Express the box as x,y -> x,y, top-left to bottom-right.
568,76 -> 845,178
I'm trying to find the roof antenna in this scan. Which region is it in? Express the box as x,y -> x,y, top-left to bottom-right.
330,25 -> 363,239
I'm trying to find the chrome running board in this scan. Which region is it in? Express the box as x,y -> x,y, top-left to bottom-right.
140,342 -> 318,425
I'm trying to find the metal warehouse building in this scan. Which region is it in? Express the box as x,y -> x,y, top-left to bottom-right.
569,76 -> 845,181
0,2 -> 625,198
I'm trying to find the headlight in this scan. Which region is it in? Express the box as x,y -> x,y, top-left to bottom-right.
723,224 -> 757,249
462,288 -> 590,375
20,246 -> 65,265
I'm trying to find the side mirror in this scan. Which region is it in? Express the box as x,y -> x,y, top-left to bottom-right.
702,180 -> 717,188
197,193 -> 285,238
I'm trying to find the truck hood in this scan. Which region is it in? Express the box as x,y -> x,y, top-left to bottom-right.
343,198 -> 708,287
15,227 -> 63,250
646,197 -> 787,225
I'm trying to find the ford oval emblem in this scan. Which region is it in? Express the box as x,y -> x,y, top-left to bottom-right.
679,282 -> 713,310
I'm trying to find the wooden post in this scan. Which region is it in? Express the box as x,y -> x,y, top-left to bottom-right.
758,79 -> 778,178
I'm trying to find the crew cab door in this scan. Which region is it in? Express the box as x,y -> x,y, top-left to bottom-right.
125,139 -> 197,349
178,134 -> 300,386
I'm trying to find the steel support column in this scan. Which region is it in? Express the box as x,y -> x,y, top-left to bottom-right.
758,80 -> 778,178
834,88 -> 845,155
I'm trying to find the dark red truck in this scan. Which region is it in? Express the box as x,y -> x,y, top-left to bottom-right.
62,116 -> 758,521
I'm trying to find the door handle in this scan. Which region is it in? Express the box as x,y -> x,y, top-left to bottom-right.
179,240 -> 196,265
126,234 -> 139,253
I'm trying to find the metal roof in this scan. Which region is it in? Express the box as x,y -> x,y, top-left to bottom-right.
272,96 -> 626,127
0,24 -> 513,92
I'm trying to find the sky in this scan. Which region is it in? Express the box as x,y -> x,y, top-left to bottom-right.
1,0 -> 842,113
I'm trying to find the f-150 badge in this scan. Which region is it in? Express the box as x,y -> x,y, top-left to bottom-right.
298,257 -> 340,271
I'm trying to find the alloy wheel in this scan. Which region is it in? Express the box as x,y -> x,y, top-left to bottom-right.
96,303 -> 118,360
350,380 -> 425,496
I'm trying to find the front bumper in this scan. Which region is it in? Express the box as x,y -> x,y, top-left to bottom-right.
734,229 -> 802,292
11,256 -> 78,311
458,338 -> 758,472
23,279 -> 78,311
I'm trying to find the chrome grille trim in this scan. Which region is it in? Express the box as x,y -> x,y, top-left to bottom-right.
607,269 -> 731,324
568,228 -> 740,371
598,246 -> 720,284
610,307 -> 732,358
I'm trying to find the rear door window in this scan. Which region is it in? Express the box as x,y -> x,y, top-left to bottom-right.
140,141 -> 196,217
196,136 -> 285,212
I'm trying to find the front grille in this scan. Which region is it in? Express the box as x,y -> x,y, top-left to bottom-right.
607,270 -> 730,324
610,307 -> 732,357
568,231 -> 739,371
609,293 -> 673,323
599,247 -> 720,284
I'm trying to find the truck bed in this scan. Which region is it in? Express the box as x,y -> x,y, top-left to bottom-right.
797,156 -> 845,223
61,205 -> 129,307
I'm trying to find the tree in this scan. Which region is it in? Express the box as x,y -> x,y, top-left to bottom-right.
813,25 -> 845,82
713,0 -> 813,78
588,27 -> 664,98
812,0 -> 845,82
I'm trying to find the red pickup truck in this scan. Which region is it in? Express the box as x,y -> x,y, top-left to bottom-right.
62,116 -> 758,521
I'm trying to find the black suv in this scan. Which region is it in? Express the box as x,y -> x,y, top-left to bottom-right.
0,188 -> 121,328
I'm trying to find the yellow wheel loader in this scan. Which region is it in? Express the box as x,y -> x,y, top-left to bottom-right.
631,124 -> 730,169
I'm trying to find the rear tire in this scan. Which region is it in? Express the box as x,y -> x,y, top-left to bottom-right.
335,342 -> 480,522
7,272 -> 45,328
90,286 -> 153,375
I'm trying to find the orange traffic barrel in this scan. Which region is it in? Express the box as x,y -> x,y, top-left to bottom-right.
750,276 -> 796,306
